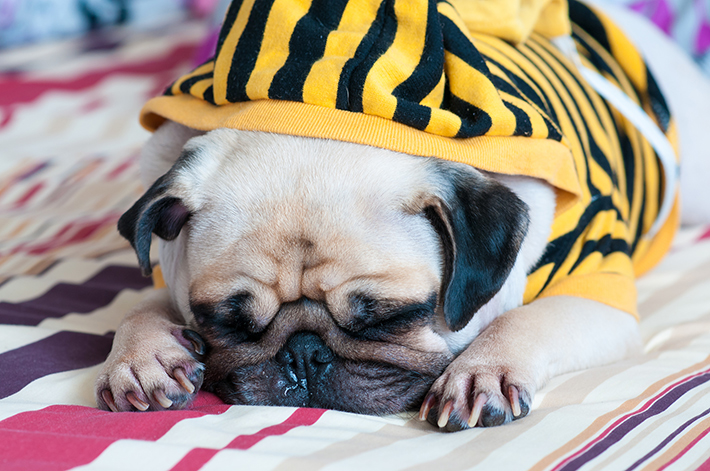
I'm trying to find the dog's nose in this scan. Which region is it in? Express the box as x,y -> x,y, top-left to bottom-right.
276,332 -> 334,383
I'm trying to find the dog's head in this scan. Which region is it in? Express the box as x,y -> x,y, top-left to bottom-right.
118,128 -> 529,414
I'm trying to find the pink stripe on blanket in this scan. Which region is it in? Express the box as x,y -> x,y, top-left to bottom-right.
0,396 -> 229,471
626,405 -> 710,470
552,368 -> 710,471
170,408 -> 327,471
0,44 -> 195,108
9,213 -> 122,256
656,423 -> 710,471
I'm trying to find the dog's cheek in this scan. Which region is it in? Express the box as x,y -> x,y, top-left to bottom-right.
319,361 -> 438,415
204,361 -> 287,406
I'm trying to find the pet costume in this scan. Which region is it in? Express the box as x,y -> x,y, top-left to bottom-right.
140,0 -> 679,319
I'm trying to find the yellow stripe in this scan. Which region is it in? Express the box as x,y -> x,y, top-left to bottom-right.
246,0 -> 313,100
423,73 -> 459,137
302,0 -> 384,108
361,0 -> 428,118
420,71 -> 445,109
213,0 -> 257,104
520,39 -> 591,209
523,263 -> 554,303
599,12 -> 647,93
190,79 -> 214,100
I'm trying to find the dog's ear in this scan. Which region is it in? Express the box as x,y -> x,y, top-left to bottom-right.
424,165 -> 530,331
118,172 -> 191,276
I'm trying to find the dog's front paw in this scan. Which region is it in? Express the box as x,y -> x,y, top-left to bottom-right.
418,353 -> 535,432
95,327 -> 206,412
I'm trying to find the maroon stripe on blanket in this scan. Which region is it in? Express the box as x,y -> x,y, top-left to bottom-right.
0,331 -> 113,399
0,397 -> 230,471
170,408 -> 327,471
555,369 -> 710,471
0,265 -> 152,326
626,406 -> 710,471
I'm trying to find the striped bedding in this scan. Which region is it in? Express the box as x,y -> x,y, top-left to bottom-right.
1,21 -> 710,471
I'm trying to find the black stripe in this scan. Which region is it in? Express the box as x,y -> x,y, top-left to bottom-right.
203,85 -> 214,103
215,0 -> 246,58
269,0 -> 350,101
523,40 -> 601,195
335,0 -> 388,109
569,234 -> 630,273
392,101 -> 432,130
225,0 -> 277,103
618,132 -> 636,212
490,75 -> 525,100
571,31 -> 617,83
485,55 -> 553,119
646,66 -> 671,132
392,0 -> 444,103
568,0 -> 612,54
503,101 -> 533,137
532,36 -> 607,127
163,80 -> 176,96
530,195 -> 625,289
587,129 -> 614,198
348,0 -> 396,113
481,51 -> 563,141
439,14 -> 497,137
450,94 -> 492,137
440,14 -> 490,77
179,71 -> 214,95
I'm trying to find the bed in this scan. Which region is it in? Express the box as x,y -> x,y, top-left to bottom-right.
1,19 -> 710,471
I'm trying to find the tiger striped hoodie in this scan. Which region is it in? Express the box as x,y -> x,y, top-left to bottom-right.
140,0 -> 679,319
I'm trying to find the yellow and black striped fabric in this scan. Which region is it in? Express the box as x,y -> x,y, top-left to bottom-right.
140,0 -> 679,318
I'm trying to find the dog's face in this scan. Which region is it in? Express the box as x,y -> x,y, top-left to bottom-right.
119,128 -> 529,415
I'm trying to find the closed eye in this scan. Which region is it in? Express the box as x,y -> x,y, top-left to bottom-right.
190,293 -> 264,343
344,294 -> 437,340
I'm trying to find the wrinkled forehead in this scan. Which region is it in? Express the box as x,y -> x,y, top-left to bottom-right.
171,129 -> 449,216
175,130 -> 447,292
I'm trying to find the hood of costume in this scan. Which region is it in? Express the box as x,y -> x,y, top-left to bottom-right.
141,0 -> 679,318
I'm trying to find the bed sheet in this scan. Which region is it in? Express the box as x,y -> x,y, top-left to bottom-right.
1,23 -> 710,471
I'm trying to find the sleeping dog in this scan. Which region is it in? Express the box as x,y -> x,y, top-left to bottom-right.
95,0 -> 710,431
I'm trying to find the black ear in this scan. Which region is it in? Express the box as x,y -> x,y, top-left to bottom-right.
118,173 -> 191,276
425,166 -> 530,331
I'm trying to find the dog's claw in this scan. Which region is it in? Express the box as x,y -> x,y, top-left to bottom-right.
509,385 -> 521,417
437,400 -> 453,428
182,329 -> 207,356
174,367 -> 195,393
154,389 -> 173,409
126,391 -> 149,411
419,393 -> 436,421
101,389 -> 118,412
468,393 -> 488,427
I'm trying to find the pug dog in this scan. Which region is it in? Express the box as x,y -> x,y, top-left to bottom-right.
95,0 -> 710,431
